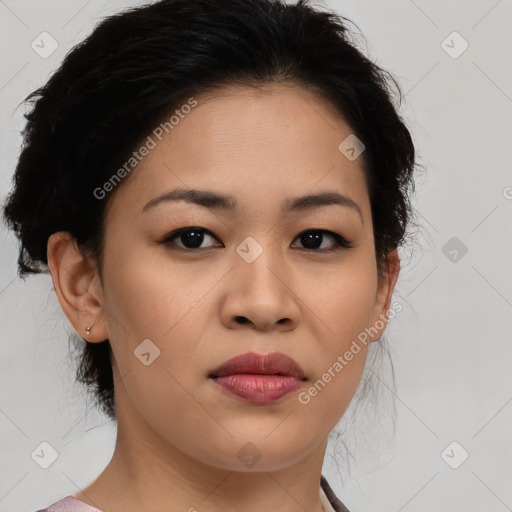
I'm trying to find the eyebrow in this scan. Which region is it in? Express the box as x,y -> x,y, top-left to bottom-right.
141,187 -> 363,224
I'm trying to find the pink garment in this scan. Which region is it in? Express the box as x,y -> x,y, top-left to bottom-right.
35,496 -> 103,512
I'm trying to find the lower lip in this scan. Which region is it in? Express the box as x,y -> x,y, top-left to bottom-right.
211,374 -> 302,404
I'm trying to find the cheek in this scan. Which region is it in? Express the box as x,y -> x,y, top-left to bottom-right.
100,244 -> 223,402
261,263 -> 375,426
101,244 -> 217,340
100,248 -> 218,452
297,254 -> 377,401
298,254 -> 378,346
295,280 -> 374,435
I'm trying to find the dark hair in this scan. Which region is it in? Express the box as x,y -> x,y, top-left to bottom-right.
3,0 -> 419,421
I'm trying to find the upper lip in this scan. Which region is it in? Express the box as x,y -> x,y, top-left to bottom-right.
209,351 -> 306,380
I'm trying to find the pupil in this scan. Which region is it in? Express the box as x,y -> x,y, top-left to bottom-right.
182,230 -> 204,248
302,231 -> 322,249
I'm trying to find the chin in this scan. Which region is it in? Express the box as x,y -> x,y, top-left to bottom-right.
194,438 -> 316,473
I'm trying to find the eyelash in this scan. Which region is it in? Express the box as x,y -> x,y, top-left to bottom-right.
159,227 -> 353,253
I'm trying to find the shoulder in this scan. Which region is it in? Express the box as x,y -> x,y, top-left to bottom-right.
34,495 -> 104,512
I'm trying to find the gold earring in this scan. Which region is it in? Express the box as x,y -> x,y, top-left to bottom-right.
85,321 -> 95,336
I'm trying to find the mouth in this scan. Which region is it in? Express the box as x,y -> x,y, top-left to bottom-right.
209,351 -> 307,404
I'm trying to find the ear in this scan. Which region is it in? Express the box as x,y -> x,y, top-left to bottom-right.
47,231 -> 108,343
369,248 -> 400,343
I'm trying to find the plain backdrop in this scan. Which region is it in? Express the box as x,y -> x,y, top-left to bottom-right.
0,1 -> 511,511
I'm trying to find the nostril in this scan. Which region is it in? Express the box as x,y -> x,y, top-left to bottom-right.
235,316 -> 249,324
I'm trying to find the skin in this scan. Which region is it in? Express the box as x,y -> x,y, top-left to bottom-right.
47,83 -> 399,512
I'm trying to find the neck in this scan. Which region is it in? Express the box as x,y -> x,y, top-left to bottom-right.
75,382 -> 329,512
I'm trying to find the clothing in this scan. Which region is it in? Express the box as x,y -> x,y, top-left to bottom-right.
320,475 -> 351,512
35,474 -> 350,512
34,498 -> 103,512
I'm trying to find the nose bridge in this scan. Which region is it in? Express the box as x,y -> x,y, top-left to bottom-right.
233,233 -> 289,300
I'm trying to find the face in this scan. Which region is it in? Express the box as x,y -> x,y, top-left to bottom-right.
60,83 -> 398,472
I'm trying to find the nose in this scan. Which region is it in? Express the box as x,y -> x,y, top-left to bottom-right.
219,245 -> 300,332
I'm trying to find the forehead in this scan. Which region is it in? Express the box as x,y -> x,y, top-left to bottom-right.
106,83 -> 370,220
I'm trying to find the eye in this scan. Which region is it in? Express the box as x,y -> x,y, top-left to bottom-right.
160,227 -> 220,251
160,227 -> 353,253
292,229 -> 353,252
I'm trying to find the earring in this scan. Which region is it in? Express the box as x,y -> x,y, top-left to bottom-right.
85,322 -> 95,336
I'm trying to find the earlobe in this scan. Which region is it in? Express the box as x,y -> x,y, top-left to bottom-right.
369,248 -> 400,343
47,231 -> 107,342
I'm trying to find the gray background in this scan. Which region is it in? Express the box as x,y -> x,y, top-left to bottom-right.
0,1 -> 511,511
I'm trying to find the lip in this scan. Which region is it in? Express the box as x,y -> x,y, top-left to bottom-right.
209,351 -> 306,404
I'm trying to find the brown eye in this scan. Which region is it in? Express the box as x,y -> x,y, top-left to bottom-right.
160,227 -> 353,253
292,229 -> 353,252
160,227 -> 221,250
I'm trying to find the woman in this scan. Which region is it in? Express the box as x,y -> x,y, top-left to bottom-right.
3,0 -> 418,510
